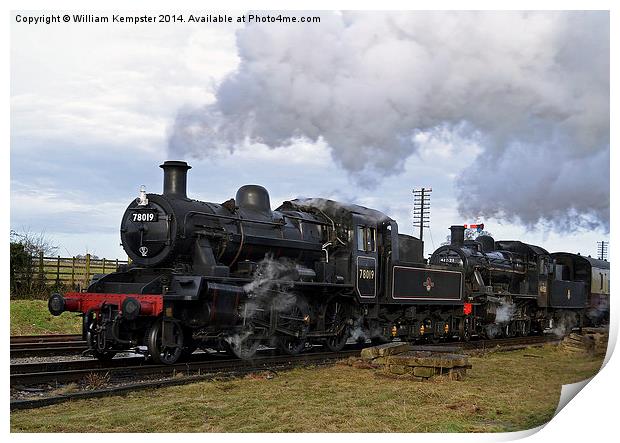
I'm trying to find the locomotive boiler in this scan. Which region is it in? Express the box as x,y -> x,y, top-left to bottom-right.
121,161 -> 326,272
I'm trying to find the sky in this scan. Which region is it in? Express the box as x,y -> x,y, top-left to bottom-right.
10,10 -> 610,260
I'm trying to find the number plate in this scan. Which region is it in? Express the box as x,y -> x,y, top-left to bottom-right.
131,211 -> 158,222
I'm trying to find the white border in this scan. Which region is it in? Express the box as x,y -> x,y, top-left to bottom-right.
4,3 -> 617,442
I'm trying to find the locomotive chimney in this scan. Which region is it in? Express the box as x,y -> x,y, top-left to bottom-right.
450,225 -> 465,247
160,161 -> 191,198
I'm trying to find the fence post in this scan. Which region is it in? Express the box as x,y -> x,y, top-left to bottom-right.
27,254 -> 33,292
71,256 -> 76,289
56,255 -> 61,287
115,258 -> 119,271
102,258 -> 107,274
38,251 -> 44,286
85,253 -> 91,284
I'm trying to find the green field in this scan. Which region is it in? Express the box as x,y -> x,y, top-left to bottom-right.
11,345 -> 604,432
10,300 -> 81,335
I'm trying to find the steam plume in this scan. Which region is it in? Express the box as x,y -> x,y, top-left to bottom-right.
169,11 -> 609,231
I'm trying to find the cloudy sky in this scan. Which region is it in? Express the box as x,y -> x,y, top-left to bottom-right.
11,10 -> 609,260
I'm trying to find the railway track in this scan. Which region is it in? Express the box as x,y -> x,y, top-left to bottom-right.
459,334 -> 560,351
10,349 -> 361,411
10,334 -> 83,344
10,334 -> 560,411
10,334 -> 86,358
10,347 -> 350,387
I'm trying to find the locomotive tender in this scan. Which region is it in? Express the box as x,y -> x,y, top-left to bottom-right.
48,161 -> 609,363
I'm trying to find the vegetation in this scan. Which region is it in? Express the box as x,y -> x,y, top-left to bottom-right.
10,229 -> 59,299
10,229 -> 126,300
10,300 -> 81,335
11,345 -> 604,432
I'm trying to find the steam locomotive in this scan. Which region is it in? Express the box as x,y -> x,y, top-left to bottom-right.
48,161 -> 610,364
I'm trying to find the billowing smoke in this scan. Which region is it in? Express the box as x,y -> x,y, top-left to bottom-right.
348,316 -> 384,343
241,255 -> 298,318
169,11 -> 609,231
550,311 -> 580,337
494,299 -> 516,324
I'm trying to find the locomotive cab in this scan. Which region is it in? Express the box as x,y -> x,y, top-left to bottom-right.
352,215 -> 379,300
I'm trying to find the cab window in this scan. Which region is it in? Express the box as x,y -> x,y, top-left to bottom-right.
539,258 -> 549,275
367,228 -> 376,252
356,226 -> 376,253
357,226 -> 365,251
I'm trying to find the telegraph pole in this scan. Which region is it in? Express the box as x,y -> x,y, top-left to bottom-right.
597,241 -> 608,260
413,188 -> 431,241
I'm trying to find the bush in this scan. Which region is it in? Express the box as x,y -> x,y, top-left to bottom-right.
10,229 -> 58,299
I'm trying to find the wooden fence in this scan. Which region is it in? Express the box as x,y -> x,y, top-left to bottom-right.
13,253 -> 130,293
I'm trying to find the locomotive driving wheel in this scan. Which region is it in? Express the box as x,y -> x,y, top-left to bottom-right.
516,319 -> 531,337
323,297 -> 351,352
503,321 -> 517,338
459,316 -> 472,342
146,318 -> 185,364
276,296 -> 310,355
224,329 -> 261,359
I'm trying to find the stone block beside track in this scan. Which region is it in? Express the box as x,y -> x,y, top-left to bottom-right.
360,342 -> 412,359
561,329 -> 609,356
355,343 -> 471,381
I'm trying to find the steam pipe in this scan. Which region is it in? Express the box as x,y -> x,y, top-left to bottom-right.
322,242 -> 332,262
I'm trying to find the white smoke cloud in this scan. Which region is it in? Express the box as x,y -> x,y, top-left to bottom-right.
168,11 -> 609,232
494,299 -> 516,324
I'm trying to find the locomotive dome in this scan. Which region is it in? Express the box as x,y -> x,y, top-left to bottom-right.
236,185 -> 272,214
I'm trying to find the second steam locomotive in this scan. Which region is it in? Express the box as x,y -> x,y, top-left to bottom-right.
48,161 -> 610,363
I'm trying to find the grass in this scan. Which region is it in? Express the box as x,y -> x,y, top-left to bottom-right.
10,300 -> 81,336
10,345 -> 604,433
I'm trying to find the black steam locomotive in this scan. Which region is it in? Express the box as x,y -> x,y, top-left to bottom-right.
48,161 -> 610,363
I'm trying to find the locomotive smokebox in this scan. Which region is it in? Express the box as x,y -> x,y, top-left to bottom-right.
450,225 -> 465,247
160,161 -> 191,198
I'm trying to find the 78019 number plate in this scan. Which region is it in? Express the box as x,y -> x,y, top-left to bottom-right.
131,211 -> 158,222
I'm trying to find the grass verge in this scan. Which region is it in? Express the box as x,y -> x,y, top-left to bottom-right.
11,345 -> 604,432
10,300 -> 81,336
